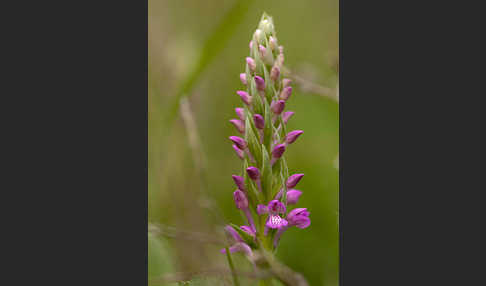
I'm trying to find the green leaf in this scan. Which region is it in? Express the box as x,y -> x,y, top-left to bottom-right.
245,116 -> 262,166
148,233 -> 173,279
261,145 -> 272,201
230,223 -> 257,249
263,100 -> 273,152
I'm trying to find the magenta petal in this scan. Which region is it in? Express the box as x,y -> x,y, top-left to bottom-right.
285,130 -> 304,144
286,173 -> 304,188
235,108 -> 245,121
224,225 -> 243,243
267,200 -> 286,214
240,225 -> 255,237
229,136 -> 247,150
232,175 -> 246,191
253,114 -> 265,129
233,189 -> 248,209
240,73 -> 247,85
246,166 -> 261,180
254,75 -> 265,91
282,111 -> 295,124
286,189 -> 303,204
257,204 -> 268,215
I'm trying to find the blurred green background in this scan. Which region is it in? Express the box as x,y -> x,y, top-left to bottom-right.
148,0 -> 338,285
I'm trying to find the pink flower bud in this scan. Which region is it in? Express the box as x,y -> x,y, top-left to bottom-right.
283,78 -> 292,87
237,90 -> 251,106
271,100 -> 285,115
270,65 -> 280,81
286,173 -> 304,189
280,86 -> 292,101
272,144 -> 286,160
259,44 -> 267,58
239,73 -> 247,85
269,36 -> 277,51
233,190 -> 248,209
246,166 -> 261,180
285,130 -> 304,144
229,119 -> 245,134
246,57 -> 256,72
286,189 -> 303,204
254,75 -> 265,91
229,136 -> 247,150
253,114 -> 265,129
282,111 -> 294,123
232,144 -> 244,159
235,108 -> 245,121
232,175 -> 246,191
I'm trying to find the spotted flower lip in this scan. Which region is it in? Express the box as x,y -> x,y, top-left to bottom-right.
266,214 -> 288,229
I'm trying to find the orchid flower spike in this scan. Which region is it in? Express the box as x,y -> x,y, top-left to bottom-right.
224,13 -> 312,257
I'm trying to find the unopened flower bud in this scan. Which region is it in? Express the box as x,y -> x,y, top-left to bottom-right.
237,90 -> 251,106
271,100 -> 285,115
246,166 -> 261,180
270,65 -> 280,81
282,111 -> 294,123
254,75 -> 265,91
240,73 -> 247,85
254,29 -> 264,44
269,36 -> 277,51
232,144 -> 244,159
283,78 -> 292,87
233,189 -> 248,209
232,175 -> 246,191
253,114 -> 265,129
229,136 -> 247,150
229,119 -> 245,134
271,144 -> 286,160
246,57 -> 256,72
235,107 -> 245,121
286,173 -> 304,189
259,44 -> 267,59
280,86 -> 292,101
286,189 -> 303,204
285,130 -> 304,144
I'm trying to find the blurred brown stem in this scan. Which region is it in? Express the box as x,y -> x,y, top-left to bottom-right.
282,67 -> 339,102
149,267 -> 272,284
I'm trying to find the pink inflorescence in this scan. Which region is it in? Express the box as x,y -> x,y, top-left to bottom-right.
223,14 -> 310,257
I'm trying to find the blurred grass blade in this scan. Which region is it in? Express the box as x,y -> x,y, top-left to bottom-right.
164,0 -> 256,131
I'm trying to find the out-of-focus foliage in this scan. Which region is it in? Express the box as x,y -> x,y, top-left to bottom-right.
149,0 -> 338,285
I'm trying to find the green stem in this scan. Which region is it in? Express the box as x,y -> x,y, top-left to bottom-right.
225,247 -> 240,286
